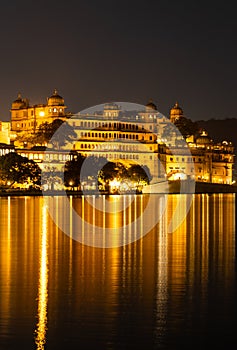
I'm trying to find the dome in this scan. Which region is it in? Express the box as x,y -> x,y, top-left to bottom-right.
170,102 -> 183,115
146,99 -> 157,111
47,89 -> 65,106
104,102 -> 119,111
196,130 -> 212,145
11,93 -> 27,109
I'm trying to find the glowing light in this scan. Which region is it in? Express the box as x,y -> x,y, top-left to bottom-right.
39,111 -> 45,117
109,178 -> 120,192
169,172 -> 187,181
35,203 -> 48,350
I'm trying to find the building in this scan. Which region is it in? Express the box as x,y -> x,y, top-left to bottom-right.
7,91 -> 235,185
66,102 -> 162,181
0,121 -> 11,144
170,102 -> 183,123
158,105 -> 234,184
0,143 -> 15,157
10,89 -> 68,142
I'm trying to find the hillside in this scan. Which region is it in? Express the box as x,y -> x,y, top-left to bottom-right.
197,118 -> 237,147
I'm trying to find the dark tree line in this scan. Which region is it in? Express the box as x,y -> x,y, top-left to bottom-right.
0,152 -> 41,189
17,119 -> 77,149
0,151 -> 152,193
64,155 -> 152,192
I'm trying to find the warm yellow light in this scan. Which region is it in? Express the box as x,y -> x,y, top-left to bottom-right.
39,111 -> 45,117
110,178 -> 120,188
35,204 -> 48,350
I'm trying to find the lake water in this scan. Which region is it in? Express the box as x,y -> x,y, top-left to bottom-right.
0,194 -> 236,349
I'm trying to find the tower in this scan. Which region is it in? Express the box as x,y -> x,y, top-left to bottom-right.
170,102 -> 183,123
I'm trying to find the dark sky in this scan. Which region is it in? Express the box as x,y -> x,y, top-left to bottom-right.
0,0 -> 236,121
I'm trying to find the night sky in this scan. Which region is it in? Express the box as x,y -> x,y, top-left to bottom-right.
0,0 -> 236,121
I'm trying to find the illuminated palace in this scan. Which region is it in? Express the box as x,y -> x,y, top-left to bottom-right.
10,89 -> 68,137
4,91 -> 235,184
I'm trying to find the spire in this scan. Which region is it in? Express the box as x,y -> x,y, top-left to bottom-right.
174,101 -> 179,108
146,98 -> 157,111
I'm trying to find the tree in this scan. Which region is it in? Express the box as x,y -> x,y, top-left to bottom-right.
35,119 -> 77,149
64,153 -> 86,187
16,133 -> 36,148
0,152 -> 41,189
80,156 -> 108,180
127,164 -> 152,184
98,161 -> 127,191
174,117 -> 199,139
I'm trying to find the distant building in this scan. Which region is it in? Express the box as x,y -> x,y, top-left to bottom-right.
169,102 -> 183,123
0,121 -> 11,144
0,143 -> 15,156
158,107 -> 234,184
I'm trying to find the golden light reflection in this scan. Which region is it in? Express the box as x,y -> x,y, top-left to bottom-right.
0,197 -> 12,334
35,203 -> 48,350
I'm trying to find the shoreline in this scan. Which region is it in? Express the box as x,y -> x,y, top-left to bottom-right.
1,182 -> 237,197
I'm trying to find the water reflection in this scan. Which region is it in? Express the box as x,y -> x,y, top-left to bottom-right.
0,194 -> 236,349
45,194 -> 168,247
34,203 -> 48,350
